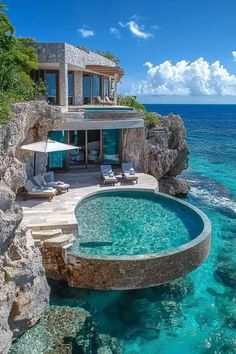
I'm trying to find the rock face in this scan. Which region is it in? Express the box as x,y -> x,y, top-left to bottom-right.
0,101 -> 62,353
122,114 -> 190,196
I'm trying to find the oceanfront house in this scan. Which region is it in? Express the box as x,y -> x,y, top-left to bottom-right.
29,42 -> 144,170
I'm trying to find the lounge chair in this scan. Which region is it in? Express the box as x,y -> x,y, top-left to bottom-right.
94,96 -> 107,105
43,171 -> 70,192
100,165 -> 118,186
122,162 -> 138,184
22,180 -> 57,200
105,96 -> 115,105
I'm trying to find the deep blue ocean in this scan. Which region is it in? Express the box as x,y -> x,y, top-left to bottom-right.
11,104 -> 236,354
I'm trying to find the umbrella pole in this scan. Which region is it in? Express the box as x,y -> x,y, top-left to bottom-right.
34,152 -> 36,176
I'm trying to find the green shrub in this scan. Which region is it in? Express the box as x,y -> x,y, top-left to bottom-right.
144,111 -> 161,128
117,95 -> 145,111
118,95 -> 161,128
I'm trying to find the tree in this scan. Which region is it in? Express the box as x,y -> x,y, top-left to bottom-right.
0,2 -> 42,122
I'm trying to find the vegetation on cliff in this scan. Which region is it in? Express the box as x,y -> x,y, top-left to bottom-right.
0,2 -> 43,123
117,95 -> 161,128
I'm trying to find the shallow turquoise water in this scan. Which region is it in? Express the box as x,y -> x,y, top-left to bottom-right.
11,105 -> 236,353
71,191 -> 203,256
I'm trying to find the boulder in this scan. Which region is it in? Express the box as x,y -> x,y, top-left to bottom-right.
122,114 -> 190,196
158,176 -> 191,196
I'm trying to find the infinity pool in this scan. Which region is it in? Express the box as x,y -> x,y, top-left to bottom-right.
71,190 -> 204,257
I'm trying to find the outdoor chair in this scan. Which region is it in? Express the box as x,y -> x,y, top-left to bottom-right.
22,179 -> 57,201
44,172 -> 70,192
105,96 -> 115,105
122,162 -> 139,184
94,96 -> 108,105
100,165 -> 118,186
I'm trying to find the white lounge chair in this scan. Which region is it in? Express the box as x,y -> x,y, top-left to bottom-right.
33,173 -> 69,193
44,172 -> 70,192
94,96 -> 107,105
100,165 -> 118,186
104,96 -> 115,105
122,162 -> 138,184
23,180 -> 57,200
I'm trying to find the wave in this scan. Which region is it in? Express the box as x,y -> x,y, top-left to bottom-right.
186,176 -> 236,217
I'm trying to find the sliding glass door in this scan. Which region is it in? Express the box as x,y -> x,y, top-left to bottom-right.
45,71 -> 58,104
103,129 -> 120,165
48,131 -> 66,169
83,75 -> 91,104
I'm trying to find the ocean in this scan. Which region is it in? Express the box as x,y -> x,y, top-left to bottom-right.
11,104 -> 236,354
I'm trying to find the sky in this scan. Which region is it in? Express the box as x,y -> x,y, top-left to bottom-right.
5,0 -> 236,103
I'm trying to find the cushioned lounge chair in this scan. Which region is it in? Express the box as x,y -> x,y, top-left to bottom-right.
33,173 -> 69,193
23,180 -> 57,200
122,162 -> 138,184
100,165 -> 117,186
105,96 -> 115,105
94,96 -> 108,105
44,172 -> 70,192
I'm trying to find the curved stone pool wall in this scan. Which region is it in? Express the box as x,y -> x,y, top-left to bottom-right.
63,189 -> 211,290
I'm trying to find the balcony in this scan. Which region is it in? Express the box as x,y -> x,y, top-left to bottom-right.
54,106 -> 145,131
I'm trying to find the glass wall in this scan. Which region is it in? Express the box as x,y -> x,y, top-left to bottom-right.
46,72 -> 58,104
68,72 -> 74,105
103,78 -> 109,98
83,75 -> 91,104
69,130 -> 85,166
103,129 -> 120,165
88,130 -> 100,164
48,131 -> 66,169
93,75 -> 101,98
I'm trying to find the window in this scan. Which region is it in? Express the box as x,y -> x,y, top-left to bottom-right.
83,75 -> 91,104
45,72 -> 58,104
68,72 -> 74,105
103,78 -> 109,97
93,75 -> 101,98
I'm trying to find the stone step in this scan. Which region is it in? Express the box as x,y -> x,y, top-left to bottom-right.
44,234 -> 75,247
31,229 -> 62,239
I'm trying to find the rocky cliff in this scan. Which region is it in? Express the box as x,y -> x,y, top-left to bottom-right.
122,114 -> 190,196
0,101 -> 62,353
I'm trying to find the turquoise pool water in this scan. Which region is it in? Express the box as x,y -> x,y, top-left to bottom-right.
85,107 -> 133,112
71,191 -> 203,256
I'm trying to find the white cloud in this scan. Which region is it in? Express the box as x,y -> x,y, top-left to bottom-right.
78,28 -> 94,38
132,58 -> 236,96
119,19 -> 153,39
233,51 -> 236,61
110,27 -> 121,39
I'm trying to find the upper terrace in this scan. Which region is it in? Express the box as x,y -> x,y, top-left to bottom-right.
30,42 -> 124,107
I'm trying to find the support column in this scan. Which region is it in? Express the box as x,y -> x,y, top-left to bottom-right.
59,62 -> 68,106
114,74 -> 118,104
74,71 -> 83,105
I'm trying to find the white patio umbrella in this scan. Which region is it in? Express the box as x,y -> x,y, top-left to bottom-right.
21,139 -> 80,175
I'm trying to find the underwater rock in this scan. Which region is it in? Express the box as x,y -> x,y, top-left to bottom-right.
10,306 -> 122,354
215,261 -> 236,289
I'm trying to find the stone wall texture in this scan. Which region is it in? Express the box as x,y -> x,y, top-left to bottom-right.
39,192 -> 211,290
30,42 -> 116,69
122,114 -> 190,195
0,101 -> 62,353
